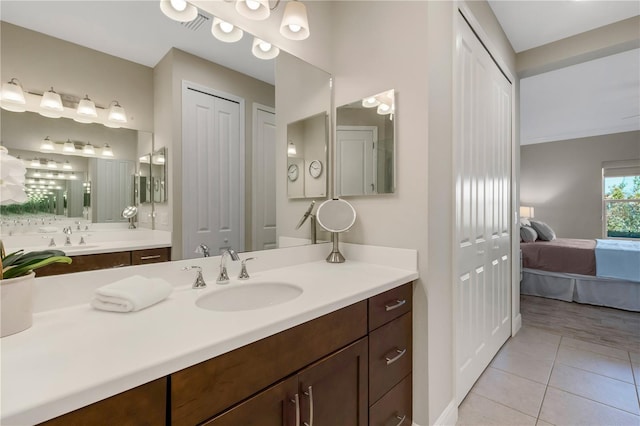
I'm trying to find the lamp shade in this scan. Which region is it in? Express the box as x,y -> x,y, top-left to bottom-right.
76,95 -> 97,123
519,206 -> 535,218
211,17 -> 244,43
63,140 -> 76,152
287,140 -> 297,156
280,1 -> 310,40
83,143 -> 95,155
102,144 -> 114,157
362,96 -> 380,108
235,0 -> 270,20
108,101 -> 127,124
1,78 -> 26,112
39,87 -> 63,118
40,137 -> 55,151
251,37 -> 280,60
160,0 -> 198,22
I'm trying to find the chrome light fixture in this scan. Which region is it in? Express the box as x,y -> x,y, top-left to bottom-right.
1,78 -> 26,112
236,0 -> 270,20
40,136 -> 55,151
107,100 -> 127,125
75,95 -> 97,123
160,0 -> 198,22
83,143 -> 95,155
252,37 -> 280,60
211,17 -> 244,43
101,144 -> 114,157
280,0 -> 310,40
39,87 -> 64,118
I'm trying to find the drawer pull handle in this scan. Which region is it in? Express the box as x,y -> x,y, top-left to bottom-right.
385,348 -> 407,365
140,255 -> 162,260
385,299 -> 406,311
111,263 -> 128,268
303,385 -> 313,426
290,393 -> 300,426
395,414 -> 407,425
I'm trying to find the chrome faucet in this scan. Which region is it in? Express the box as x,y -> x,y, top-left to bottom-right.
63,226 -> 73,246
217,248 -> 240,284
238,257 -> 255,280
182,266 -> 207,289
196,244 -> 210,258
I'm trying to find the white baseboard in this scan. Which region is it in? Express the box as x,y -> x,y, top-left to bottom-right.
512,312 -> 522,335
433,399 -> 458,426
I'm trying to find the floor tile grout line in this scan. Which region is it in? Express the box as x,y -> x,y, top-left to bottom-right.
468,389 -> 539,422
543,383 -> 640,416
535,335 -> 563,422
488,364 -> 552,387
553,358 -> 636,385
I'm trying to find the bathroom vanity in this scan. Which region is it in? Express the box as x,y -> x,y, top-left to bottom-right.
0,243 -> 417,425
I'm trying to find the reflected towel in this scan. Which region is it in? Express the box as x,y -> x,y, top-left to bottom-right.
91,275 -> 172,312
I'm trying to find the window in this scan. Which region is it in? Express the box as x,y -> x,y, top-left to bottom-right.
603,160 -> 640,239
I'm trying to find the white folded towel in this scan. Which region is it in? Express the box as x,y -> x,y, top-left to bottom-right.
91,275 -> 172,313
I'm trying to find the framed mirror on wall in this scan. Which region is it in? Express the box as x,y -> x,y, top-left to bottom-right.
336,89 -> 396,196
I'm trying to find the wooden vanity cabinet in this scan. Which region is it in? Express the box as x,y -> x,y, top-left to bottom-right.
38,378 -> 166,426
35,247 -> 171,276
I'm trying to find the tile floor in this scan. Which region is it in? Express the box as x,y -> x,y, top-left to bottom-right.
457,302 -> 640,425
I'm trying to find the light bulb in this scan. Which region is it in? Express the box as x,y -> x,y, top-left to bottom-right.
246,0 -> 260,10
259,41 -> 272,52
220,21 -> 234,33
170,0 -> 187,12
289,24 -> 301,33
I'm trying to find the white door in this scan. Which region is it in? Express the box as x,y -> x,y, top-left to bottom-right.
455,12 -> 512,403
336,126 -> 378,196
252,104 -> 277,251
182,83 -> 244,259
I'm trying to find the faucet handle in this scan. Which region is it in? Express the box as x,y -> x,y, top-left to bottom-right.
238,257 -> 255,280
182,266 -> 207,289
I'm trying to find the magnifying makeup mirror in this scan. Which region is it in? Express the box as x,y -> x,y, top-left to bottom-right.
122,205 -> 138,229
295,200 -> 317,244
316,198 -> 356,263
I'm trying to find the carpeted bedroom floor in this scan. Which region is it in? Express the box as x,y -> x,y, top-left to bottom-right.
457,296 -> 640,425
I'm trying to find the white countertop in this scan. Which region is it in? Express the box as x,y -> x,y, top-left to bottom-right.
0,243 -> 418,425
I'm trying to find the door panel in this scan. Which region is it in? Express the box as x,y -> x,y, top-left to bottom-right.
337,126 -> 377,196
253,106 -> 277,251
455,12 -> 512,403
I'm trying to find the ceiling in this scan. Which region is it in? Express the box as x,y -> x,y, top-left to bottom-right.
488,1 -> 640,145
0,0 -> 276,84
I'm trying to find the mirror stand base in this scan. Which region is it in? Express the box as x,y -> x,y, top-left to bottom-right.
326,233 -> 345,263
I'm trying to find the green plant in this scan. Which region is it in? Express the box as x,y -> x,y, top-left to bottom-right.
1,247 -> 72,280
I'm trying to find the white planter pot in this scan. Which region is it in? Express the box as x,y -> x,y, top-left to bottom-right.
1,272 -> 35,337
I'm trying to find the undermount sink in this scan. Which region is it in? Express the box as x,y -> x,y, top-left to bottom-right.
196,282 -> 303,312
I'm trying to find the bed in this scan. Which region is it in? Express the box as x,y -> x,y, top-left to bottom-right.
520,238 -> 640,312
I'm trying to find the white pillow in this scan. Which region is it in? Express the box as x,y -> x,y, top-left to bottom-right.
529,220 -> 556,241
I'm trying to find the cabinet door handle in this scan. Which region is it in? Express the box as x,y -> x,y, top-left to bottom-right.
111,263 -> 128,269
385,348 -> 407,365
385,299 -> 406,311
303,386 -> 313,426
394,414 -> 407,425
140,254 -> 162,260
290,393 -> 300,426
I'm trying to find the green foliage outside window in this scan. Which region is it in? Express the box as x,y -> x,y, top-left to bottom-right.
604,176 -> 640,238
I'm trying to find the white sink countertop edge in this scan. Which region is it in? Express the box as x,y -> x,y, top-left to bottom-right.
0,244 -> 418,425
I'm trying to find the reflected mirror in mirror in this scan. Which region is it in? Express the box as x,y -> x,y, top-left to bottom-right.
286,112 -> 328,199
336,89 -> 395,196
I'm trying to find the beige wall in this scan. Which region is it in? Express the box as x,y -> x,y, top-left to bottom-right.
0,22 -> 154,131
521,131 -> 640,239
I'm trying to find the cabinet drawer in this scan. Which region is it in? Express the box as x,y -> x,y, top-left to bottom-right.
171,301 -> 368,426
38,378 -> 166,426
369,374 -> 412,426
368,282 -> 412,331
131,247 -> 170,265
36,251 -> 132,276
369,312 -> 412,404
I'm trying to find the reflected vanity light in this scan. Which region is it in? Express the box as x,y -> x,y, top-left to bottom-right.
236,0 -> 270,20
75,95 -> 97,123
63,161 -> 72,170
63,139 -> 76,152
362,96 -> 380,108
83,143 -> 95,155
101,144 -> 114,157
39,87 -> 64,118
211,17 -> 244,43
30,159 -> 41,167
280,0 -> 310,40
47,160 -> 58,169
287,140 -> 297,156
0,78 -> 26,112
40,136 -> 55,151
160,0 -> 198,22
252,37 -> 280,60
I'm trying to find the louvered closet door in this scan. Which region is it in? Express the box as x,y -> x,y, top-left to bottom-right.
182,84 -> 243,259
455,12 -> 512,404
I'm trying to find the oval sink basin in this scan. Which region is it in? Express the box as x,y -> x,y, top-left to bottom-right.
196,282 -> 303,312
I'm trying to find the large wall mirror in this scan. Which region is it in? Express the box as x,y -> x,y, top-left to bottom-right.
336,89 -> 395,196
0,0 -> 331,257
